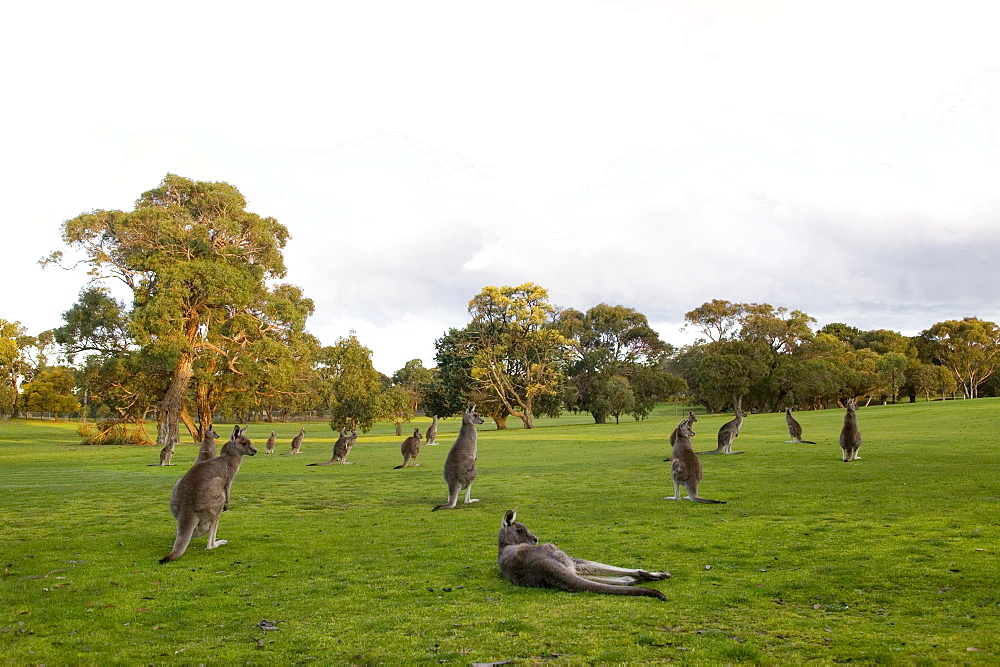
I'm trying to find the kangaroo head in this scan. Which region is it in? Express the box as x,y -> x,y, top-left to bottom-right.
413,428 -> 421,439
465,405 -> 485,426
688,411 -> 698,423
677,420 -> 695,438
737,408 -> 747,417
228,425 -> 257,456
205,425 -> 219,440
499,510 -> 538,549
270,431 -> 276,437
846,399 -> 857,412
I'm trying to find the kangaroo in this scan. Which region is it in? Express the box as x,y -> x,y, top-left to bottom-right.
666,418 -> 726,504
839,400 -> 862,462
498,510 -> 670,600
307,427 -> 347,466
784,407 -> 816,444
394,428 -> 423,469
664,411 -> 698,461
160,425 -> 256,563
194,425 -> 221,463
264,431 -> 277,454
156,438 -> 177,466
699,408 -> 747,455
425,416 -> 439,445
433,405 -> 484,510
287,428 -> 306,454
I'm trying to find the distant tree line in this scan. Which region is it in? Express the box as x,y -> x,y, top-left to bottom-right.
3,175 -> 998,442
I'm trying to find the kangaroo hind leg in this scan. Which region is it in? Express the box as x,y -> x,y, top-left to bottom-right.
160,514 -> 198,563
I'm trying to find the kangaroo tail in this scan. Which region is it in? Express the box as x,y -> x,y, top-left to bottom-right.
160,515 -> 197,564
691,496 -> 726,504
567,577 -> 666,600
307,460 -> 335,466
801,440 -> 817,444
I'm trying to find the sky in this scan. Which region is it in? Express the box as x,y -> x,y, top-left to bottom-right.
3,0 -> 999,375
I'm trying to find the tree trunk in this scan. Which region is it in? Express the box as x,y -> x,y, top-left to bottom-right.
494,414 -> 508,430
157,353 -> 194,446
592,412 -> 607,424
180,404 -> 200,442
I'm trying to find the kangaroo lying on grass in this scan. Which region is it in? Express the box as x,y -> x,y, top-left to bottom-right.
784,407 -> 816,444
666,419 -> 726,504
307,428 -> 358,466
264,431 -> 277,454
160,425 -> 256,563
699,408 -> 747,455
664,411 -> 697,461
840,400 -> 862,462
433,405 -> 484,510
394,428 -> 423,468
498,510 -> 670,600
194,425 -> 220,464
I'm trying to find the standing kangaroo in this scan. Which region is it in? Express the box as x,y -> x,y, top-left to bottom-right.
287,428 -> 306,454
664,411 -> 698,461
156,438 -> 178,466
700,408 -> 747,455
425,416 -> 439,445
264,431 -> 277,454
839,400 -> 862,462
784,407 -> 816,444
308,427 -> 358,465
666,418 -> 726,504
433,405 -> 484,510
160,425 -> 256,563
194,425 -> 221,463
498,510 -> 670,599
394,428 -> 423,469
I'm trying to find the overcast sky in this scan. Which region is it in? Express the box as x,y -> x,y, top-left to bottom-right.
3,0 -> 999,374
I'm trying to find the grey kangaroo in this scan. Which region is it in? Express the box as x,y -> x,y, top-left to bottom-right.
839,400 -> 862,462
666,418 -> 726,504
156,438 -> 178,466
287,428 -> 306,454
700,408 -> 747,455
664,411 -> 698,461
433,405 -> 484,510
784,407 -> 816,444
498,510 -> 670,600
307,427 -> 357,466
394,428 -> 423,469
425,416 -> 439,445
264,431 -> 277,454
194,425 -> 221,463
160,425 -> 256,563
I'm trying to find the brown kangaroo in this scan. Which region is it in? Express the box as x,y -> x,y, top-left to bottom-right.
666,419 -> 726,504
784,407 -> 816,444
307,427 -> 357,466
498,510 -> 670,600
160,425 -> 256,563
839,400 -> 862,462
394,428 -> 423,469
156,438 -> 178,466
194,425 -> 221,463
287,428 -> 306,454
664,411 -> 698,461
264,431 -> 277,454
433,405 -> 484,510
699,408 -> 747,455
425,416 -> 439,445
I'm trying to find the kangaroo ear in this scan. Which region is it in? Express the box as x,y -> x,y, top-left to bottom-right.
238,426 -> 248,436
231,425 -> 241,439
503,509 -> 517,526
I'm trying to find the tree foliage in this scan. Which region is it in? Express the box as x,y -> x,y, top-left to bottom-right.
47,174 -> 292,444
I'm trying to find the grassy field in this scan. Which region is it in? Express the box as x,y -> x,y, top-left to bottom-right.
1,399 -> 998,664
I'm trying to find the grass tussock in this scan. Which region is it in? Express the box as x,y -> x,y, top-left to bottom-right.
1,400 -> 999,663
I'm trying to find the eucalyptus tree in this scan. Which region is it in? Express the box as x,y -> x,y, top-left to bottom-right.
321,333 -> 386,433
920,318 -> 1000,399
46,174 -> 291,446
466,283 -> 574,429
19,366 -> 79,419
557,303 -> 678,423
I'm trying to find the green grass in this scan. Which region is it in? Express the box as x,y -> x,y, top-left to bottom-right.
1,400 -> 999,664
